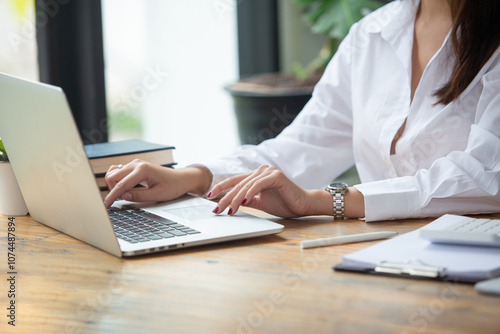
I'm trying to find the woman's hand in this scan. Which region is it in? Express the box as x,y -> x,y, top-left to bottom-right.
206,165 -> 324,218
104,159 -> 212,208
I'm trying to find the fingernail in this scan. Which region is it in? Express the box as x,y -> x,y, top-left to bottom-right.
212,206 -> 219,214
241,198 -> 247,205
207,192 -> 212,198
228,207 -> 233,215
123,192 -> 132,201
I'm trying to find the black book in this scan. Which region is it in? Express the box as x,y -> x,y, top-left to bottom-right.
84,139 -> 175,175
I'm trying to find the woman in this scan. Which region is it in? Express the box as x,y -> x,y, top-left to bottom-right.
104,0 -> 500,222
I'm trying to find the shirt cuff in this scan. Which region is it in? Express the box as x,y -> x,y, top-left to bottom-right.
185,164 -> 213,197
354,176 -> 422,222
199,159 -> 235,188
187,158 -> 250,198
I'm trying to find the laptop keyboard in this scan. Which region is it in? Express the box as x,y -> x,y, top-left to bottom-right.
108,208 -> 200,244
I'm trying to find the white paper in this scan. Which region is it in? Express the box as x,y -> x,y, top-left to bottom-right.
341,215 -> 500,281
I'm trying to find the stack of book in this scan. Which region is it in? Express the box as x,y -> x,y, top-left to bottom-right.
84,139 -> 176,199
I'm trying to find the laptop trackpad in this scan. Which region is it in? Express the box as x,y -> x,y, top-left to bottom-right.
162,205 -> 217,221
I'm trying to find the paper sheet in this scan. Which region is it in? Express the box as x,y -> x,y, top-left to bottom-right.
341,215 -> 500,281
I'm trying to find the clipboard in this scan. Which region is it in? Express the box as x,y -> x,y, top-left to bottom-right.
334,259 -> 464,282
333,215 -> 500,283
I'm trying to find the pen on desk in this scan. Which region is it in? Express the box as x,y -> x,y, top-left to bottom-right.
300,231 -> 398,249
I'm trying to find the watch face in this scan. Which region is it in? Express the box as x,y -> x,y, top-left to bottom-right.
329,182 -> 348,189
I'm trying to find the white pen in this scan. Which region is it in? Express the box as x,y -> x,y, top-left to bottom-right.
300,231 -> 398,249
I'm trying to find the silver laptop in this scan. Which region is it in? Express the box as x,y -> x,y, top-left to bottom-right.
0,72 -> 284,257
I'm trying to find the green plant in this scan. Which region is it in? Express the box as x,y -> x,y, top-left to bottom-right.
292,0 -> 386,79
0,138 -> 8,162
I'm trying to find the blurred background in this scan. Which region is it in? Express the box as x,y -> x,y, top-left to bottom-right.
0,0 -> 383,166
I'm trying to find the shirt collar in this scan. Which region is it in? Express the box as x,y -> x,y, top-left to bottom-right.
363,0 -> 420,38
362,0 -> 421,76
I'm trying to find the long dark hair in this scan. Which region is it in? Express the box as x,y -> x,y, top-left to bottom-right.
434,0 -> 500,104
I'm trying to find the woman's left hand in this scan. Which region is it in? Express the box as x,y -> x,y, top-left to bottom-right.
206,165 -> 318,218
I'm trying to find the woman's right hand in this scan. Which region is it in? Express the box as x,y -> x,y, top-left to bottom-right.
103,159 -> 212,208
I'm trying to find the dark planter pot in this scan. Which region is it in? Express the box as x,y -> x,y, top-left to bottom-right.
226,87 -> 312,145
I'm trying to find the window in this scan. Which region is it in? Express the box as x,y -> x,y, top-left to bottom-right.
0,0 -> 38,80
102,0 -> 239,165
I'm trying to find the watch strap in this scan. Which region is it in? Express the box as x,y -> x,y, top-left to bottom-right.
331,191 -> 345,220
326,183 -> 347,220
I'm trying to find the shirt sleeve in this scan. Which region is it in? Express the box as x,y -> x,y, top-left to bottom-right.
355,70 -> 500,222
201,27 -> 360,190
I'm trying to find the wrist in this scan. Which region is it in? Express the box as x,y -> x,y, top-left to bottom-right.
180,166 -> 213,196
307,187 -> 365,218
344,187 -> 365,218
306,189 -> 334,216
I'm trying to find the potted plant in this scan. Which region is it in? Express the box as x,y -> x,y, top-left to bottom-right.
0,138 -> 29,216
226,0 -> 387,144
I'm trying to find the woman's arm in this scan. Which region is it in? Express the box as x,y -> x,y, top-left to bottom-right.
207,165 -> 365,218
355,68 -> 500,221
201,26 -> 358,192
103,25 -> 359,209
103,160 -> 212,208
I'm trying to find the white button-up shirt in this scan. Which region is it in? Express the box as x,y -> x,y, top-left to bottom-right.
203,0 -> 500,221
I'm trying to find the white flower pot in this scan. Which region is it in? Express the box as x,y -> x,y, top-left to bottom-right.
0,162 -> 28,216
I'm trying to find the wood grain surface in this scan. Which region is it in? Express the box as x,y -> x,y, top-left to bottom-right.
1,210 -> 499,334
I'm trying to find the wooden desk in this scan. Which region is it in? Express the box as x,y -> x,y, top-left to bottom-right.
1,210 -> 499,334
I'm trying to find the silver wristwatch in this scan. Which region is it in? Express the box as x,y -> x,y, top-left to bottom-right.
325,182 -> 348,220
